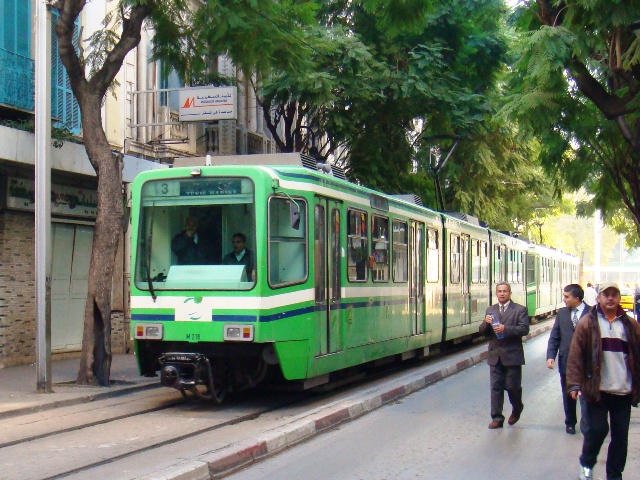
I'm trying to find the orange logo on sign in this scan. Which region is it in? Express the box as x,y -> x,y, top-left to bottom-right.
182,97 -> 195,108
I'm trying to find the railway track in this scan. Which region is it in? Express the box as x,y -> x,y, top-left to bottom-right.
0,386 -> 313,480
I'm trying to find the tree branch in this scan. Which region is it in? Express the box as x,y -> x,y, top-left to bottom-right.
568,60 -> 631,120
88,2 -> 154,97
54,0 -> 89,100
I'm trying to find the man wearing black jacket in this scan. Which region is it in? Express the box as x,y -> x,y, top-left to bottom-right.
546,284 -> 587,434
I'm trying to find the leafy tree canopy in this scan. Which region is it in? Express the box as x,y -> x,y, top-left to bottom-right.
155,0 -> 568,232
504,0 -> 640,246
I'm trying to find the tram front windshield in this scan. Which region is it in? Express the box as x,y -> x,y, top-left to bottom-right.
135,177 -> 256,291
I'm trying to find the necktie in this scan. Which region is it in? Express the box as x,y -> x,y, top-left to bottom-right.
500,305 -> 505,315
572,308 -> 578,328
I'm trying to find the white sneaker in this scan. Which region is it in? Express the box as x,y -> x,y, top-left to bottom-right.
578,465 -> 592,480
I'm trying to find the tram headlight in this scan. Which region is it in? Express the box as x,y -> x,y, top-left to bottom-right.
224,324 -> 254,341
134,323 -> 163,340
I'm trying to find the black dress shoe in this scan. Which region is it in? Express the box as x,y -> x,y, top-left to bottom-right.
566,425 -> 576,434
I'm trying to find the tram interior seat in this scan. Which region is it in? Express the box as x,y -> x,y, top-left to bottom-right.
165,264 -> 249,288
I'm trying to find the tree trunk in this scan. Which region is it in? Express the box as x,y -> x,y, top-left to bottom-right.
76,95 -> 124,386
53,0 -> 154,386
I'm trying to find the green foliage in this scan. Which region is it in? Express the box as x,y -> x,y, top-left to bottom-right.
506,1 -> 640,239
154,0 -> 565,231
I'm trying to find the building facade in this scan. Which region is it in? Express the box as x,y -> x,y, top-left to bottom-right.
0,1 -> 279,368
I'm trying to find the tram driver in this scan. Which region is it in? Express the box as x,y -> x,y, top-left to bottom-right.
171,217 -> 209,265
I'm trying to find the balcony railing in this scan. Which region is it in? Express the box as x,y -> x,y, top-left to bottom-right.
0,48 -> 35,112
247,132 -> 264,154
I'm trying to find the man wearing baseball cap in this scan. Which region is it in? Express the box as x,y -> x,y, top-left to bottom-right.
567,281 -> 640,480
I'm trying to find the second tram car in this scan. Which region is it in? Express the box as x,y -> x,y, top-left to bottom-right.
130,153 -> 579,401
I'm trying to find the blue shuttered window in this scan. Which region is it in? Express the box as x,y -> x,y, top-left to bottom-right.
0,0 -> 33,111
51,10 -> 81,134
0,0 -> 30,57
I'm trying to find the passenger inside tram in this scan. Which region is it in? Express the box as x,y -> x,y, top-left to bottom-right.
222,232 -> 254,281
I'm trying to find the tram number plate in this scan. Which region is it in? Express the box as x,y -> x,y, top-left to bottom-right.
185,333 -> 201,342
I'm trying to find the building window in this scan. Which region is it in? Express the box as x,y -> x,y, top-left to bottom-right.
0,0 -> 30,57
51,10 -> 81,133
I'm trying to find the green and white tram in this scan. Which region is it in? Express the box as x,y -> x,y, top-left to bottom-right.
130,153 -> 579,401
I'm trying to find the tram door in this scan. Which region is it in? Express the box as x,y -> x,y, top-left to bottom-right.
313,198 -> 342,356
461,234 -> 471,325
410,222 -> 425,335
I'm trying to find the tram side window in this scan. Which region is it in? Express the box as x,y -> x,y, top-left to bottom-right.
392,220 -> 408,282
372,216 -> 389,282
348,209 -> 368,282
331,209 -> 341,301
510,250 -> 516,283
501,246 -> 508,282
314,205 -> 326,302
269,197 -> 307,286
480,241 -> 489,283
542,258 -> 549,283
472,240 -> 480,283
427,228 -> 439,283
526,253 -> 535,285
450,234 -> 461,284
517,251 -> 522,283
493,245 -> 502,282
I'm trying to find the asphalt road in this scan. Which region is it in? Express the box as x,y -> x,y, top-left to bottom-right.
225,332 -> 640,480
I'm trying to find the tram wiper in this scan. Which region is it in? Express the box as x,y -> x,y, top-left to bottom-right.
146,203 -> 157,302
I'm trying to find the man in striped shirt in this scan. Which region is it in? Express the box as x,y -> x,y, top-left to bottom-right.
567,281 -> 640,480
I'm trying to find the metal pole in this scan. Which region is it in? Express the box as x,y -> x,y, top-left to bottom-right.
35,0 -> 53,393
619,234 -> 624,284
594,210 -> 601,284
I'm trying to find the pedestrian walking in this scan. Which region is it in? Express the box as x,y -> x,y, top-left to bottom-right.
584,282 -> 598,307
567,281 -> 640,480
479,282 -> 530,429
546,284 -> 587,434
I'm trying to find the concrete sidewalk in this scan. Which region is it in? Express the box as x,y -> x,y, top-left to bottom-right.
0,353 -> 158,419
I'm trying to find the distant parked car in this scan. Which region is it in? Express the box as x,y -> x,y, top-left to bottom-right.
619,285 -> 634,312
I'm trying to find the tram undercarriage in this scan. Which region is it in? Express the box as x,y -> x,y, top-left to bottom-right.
139,341 -> 275,403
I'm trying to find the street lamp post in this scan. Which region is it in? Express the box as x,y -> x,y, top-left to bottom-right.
420,134 -> 462,212
35,0 -> 53,393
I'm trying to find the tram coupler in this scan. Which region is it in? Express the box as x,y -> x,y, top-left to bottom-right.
159,353 -> 210,390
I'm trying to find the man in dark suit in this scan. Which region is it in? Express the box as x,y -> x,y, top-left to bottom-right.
546,284 -> 588,434
222,232 -> 254,281
479,282 -> 530,429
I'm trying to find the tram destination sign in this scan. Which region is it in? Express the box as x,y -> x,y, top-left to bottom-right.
179,179 -> 241,196
370,194 -> 389,212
